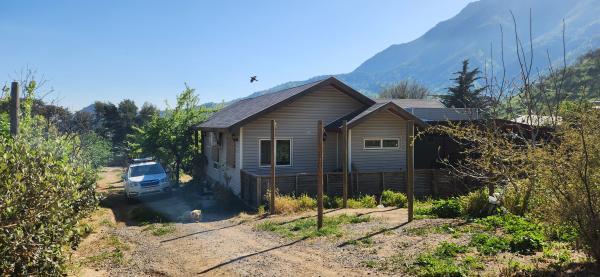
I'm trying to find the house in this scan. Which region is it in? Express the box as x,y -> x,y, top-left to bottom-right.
193,77 -> 478,205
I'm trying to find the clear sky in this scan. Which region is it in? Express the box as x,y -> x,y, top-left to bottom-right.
1,0 -> 473,110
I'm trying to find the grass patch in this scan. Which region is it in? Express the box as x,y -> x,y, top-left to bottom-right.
129,206 -> 170,224
255,214 -> 371,239
83,234 -> 129,266
143,223 -> 176,236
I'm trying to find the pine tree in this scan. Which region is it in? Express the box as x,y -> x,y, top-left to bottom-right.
442,59 -> 486,108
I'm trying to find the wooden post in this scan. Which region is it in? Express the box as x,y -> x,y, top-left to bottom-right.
194,130 -> 199,153
342,120 -> 348,208
10,82 -> 19,137
407,120 -> 415,222
256,176 -> 262,208
317,120 -> 324,229
270,120 -> 276,214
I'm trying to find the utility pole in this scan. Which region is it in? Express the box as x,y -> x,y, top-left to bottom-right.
342,120 -> 348,208
10,82 -> 19,137
406,120 -> 415,222
317,120 -> 324,229
270,120 -> 276,215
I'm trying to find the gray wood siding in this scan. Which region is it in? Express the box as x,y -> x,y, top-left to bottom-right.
242,85 -> 364,175
350,110 -> 407,172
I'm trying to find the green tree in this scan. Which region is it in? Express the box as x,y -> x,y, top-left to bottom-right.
442,59 -> 487,108
378,80 -> 430,99
130,86 -> 212,184
136,102 -> 159,126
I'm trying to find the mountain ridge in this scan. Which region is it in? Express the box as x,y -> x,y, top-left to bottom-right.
249,0 -> 600,98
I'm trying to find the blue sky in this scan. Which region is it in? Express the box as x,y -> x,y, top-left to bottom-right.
1,0 -> 473,110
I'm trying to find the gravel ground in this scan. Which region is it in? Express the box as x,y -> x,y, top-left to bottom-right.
71,167 -> 417,277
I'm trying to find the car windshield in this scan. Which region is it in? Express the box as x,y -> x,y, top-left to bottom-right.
130,164 -> 164,177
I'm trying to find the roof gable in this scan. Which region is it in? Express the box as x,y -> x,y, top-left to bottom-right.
195,77 -> 374,130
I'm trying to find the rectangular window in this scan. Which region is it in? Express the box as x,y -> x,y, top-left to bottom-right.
364,138 -> 400,149
382,139 -> 399,148
260,139 -> 292,166
364,139 -> 382,149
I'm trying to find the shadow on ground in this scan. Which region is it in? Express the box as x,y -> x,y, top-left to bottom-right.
99,177 -> 250,226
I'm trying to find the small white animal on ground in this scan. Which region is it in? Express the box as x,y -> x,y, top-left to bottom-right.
189,210 -> 202,222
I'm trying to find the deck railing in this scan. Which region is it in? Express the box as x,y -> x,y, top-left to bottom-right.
240,169 -> 472,208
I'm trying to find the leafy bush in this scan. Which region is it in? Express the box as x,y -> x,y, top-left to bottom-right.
297,194 -> 317,210
476,214 -> 546,255
459,188 -> 493,218
470,233 -> 510,255
431,199 -> 462,218
381,190 -> 407,208
358,195 -> 377,208
434,242 -> 467,258
0,136 -> 98,275
509,231 -> 545,254
414,242 -> 469,276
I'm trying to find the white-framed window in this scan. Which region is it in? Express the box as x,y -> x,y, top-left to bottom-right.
363,138 -> 400,150
259,138 -> 292,167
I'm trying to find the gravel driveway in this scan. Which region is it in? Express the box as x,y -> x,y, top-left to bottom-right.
71,167 -> 410,277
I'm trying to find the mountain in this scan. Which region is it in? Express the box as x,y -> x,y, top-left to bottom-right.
254,0 -> 600,97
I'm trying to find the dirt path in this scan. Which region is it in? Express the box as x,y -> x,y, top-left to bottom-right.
70,167 -> 410,277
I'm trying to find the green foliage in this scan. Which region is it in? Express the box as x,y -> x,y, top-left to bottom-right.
458,189 -> 493,218
0,135 -> 98,275
434,242 -> 467,258
256,214 -> 371,239
79,132 -> 113,168
476,214 -> 546,255
381,190 -> 407,208
414,242 -> 470,276
431,199 -> 462,218
129,86 -> 214,182
441,59 -> 487,109
143,223 -> 176,236
470,233 -> 510,255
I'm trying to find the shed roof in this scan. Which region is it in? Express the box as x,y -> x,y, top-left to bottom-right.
195,77 -> 374,131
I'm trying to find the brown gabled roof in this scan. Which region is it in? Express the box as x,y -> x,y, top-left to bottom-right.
194,77 -> 374,131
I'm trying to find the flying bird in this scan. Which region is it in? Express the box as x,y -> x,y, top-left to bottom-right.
250,76 -> 258,83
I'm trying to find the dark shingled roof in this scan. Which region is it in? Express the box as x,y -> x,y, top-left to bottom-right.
195,77 -> 374,130
375,99 -> 446,108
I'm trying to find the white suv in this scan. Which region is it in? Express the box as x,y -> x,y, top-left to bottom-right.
124,160 -> 171,199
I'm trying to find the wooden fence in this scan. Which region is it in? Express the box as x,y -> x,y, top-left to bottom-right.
240,169 -> 472,208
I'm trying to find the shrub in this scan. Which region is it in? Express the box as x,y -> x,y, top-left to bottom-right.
297,194 -> 317,210
381,190 -> 407,208
476,214 -> 546,255
359,195 -> 377,208
509,231 -> 545,254
0,136 -> 98,275
431,199 -> 462,218
459,188 -> 493,218
470,233 -> 510,255
434,242 -> 467,258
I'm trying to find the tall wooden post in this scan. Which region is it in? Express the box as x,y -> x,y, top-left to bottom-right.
270,120 -> 276,215
317,120 -> 324,229
342,120 -> 348,208
407,120 -> 415,222
10,82 -> 19,137
194,130 -> 199,154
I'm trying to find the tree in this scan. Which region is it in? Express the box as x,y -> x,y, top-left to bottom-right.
378,80 -> 430,99
442,60 -> 487,108
136,102 -> 159,126
115,99 -> 138,144
130,86 -> 213,185
70,110 -> 94,134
